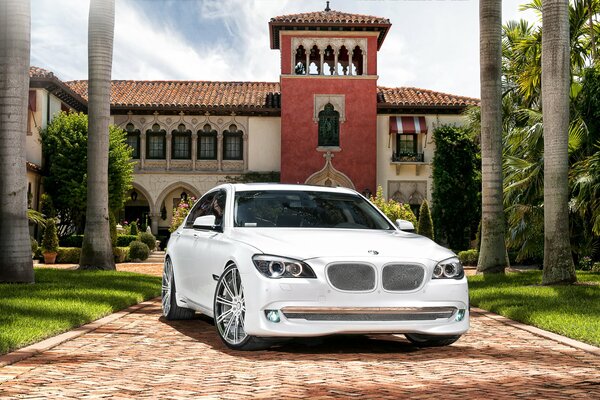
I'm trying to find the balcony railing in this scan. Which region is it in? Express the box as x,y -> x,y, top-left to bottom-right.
391,152 -> 425,163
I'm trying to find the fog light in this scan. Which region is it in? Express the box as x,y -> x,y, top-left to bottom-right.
265,310 -> 280,323
455,309 -> 466,322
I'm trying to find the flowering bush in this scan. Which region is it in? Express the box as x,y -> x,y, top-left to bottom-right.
578,256 -> 593,271
369,186 -> 417,226
169,196 -> 196,232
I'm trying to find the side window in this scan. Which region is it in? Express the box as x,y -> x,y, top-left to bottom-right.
211,191 -> 227,226
184,192 -> 216,229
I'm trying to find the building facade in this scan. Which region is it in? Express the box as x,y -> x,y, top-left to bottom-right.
27,7 -> 478,237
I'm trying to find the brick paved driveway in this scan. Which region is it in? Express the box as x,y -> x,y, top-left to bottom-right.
1,299 -> 599,399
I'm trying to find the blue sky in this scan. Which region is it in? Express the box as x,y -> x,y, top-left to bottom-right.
31,0 -> 537,98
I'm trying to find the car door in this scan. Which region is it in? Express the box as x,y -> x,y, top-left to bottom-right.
175,191 -> 216,301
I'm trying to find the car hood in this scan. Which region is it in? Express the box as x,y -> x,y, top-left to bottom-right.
229,228 -> 455,262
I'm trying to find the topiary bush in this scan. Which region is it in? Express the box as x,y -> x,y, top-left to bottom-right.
40,193 -> 56,219
56,247 -> 82,263
129,240 -> 149,261
114,246 -> 130,263
129,221 -> 138,235
41,218 -> 59,253
31,237 -> 39,257
138,231 -> 156,251
458,249 -> 479,266
116,235 -> 138,247
417,200 -> 434,240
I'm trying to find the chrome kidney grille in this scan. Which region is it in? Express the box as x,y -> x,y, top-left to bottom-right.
327,263 -> 376,291
382,264 -> 425,291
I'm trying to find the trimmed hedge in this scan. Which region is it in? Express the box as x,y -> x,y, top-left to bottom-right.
56,247 -> 81,264
138,232 -> 156,251
116,235 -> 138,247
458,249 -> 479,266
60,235 -> 84,248
129,241 -> 149,261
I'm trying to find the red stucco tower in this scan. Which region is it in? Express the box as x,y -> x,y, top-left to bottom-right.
269,5 -> 391,193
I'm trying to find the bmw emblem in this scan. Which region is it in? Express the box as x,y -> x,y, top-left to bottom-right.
368,250 -> 379,255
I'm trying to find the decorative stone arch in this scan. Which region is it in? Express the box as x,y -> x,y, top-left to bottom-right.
130,182 -> 156,214
305,152 -> 355,189
154,181 -> 201,214
314,94 -> 345,122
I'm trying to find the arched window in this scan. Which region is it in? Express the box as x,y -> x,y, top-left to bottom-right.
352,46 -> 363,76
318,103 -> 340,147
198,124 -> 217,160
223,124 -> 243,160
125,123 -> 140,159
172,123 -> 191,159
294,45 -> 307,75
146,123 -> 166,159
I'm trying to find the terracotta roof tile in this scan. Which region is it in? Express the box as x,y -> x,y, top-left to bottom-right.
378,86 -> 479,107
29,66 -> 55,79
65,80 -> 281,109
271,10 -> 390,25
64,79 -> 477,110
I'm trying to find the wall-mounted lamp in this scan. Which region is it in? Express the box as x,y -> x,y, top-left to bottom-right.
131,190 -> 138,201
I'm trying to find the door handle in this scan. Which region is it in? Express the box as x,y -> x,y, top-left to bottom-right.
193,233 -> 199,238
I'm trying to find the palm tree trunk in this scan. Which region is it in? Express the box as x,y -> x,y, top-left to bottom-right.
79,0 -> 116,270
0,0 -> 34,283
477,0 -> 508,274
541,0 -> 577,284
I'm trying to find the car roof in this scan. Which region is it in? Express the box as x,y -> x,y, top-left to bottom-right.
225,183 -> 359,195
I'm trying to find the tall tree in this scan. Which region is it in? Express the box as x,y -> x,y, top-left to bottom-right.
79,0 -> 116,270
0,0 -> 34,283
478,0 -> 508,274
541,0 -> 577,284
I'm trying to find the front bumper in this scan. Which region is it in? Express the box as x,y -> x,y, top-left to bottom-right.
240,257 -> 470,338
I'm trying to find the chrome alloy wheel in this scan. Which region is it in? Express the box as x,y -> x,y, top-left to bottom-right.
215,265 -> 247,345
161,258 -> 173,317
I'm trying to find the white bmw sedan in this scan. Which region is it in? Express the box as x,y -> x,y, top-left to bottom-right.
163,183 -> 469,350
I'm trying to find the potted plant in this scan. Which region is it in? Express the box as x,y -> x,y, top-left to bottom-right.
41,218 -> 59,264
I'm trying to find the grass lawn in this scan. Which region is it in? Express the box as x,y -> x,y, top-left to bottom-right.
468,271 -> 600,347
0,268 -> 161,355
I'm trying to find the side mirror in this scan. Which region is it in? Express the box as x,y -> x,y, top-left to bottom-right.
396,219 -> 415,232
193,215 -> 217,230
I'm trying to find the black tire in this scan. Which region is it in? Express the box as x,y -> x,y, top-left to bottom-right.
405,333 -> 461,347
162,257 -> 195,320
214,264 -> 269,350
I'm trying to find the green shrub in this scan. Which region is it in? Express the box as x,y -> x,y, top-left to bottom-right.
31,237 -> 39,256
41,218 -> 59,253
40,193 -> 55,219
370,186 -> 417,226
129,241 -> 149,261
138,232 -> 156,251
417,200 -> 434,240
56,247 -> 81,263
458,249 -> 479,266
116,235 -> 138,247
114,247 -> 130,263
60,234 -> 84,247
592,262 -> 600,273
578,256 -> 593,271
130,221 -> 138,235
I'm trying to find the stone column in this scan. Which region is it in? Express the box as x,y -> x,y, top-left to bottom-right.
166,132 -> 172,170
217,132 -> 223,171
319,51 -> 324,75
362,54 -> 367,75
191,131 -> 197,170
140,131 -> 146,170
243,132 -> 249,172
149,212 -> 161,235
305,52 -> 310,75
334,50 -> 339,76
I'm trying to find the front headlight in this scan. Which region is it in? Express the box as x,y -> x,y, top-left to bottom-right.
432,257 -> 464,280
252,254 -> 317,279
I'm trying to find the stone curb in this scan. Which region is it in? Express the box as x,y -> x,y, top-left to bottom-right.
0,297 -> 160,368
471,307 -> 600,356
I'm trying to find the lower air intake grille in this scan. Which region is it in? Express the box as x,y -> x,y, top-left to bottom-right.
382,264 -> 425,291
327,263 -> 376,291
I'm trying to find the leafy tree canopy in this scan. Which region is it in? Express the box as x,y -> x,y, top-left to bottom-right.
40,112 -> 133,236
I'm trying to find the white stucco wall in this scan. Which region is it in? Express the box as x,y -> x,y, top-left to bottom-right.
376,114 -> 466,201
247,117 -> 281,172
26,90 -> 44,166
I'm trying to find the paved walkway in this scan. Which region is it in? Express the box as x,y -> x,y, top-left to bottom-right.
1,267 -> 599,398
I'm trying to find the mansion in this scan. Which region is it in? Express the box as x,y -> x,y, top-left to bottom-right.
26,7 -> 478,237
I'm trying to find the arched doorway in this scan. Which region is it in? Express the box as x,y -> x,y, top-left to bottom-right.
122,188 -> 151,231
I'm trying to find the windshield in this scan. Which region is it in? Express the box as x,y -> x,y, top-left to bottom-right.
234,190 -> 395,230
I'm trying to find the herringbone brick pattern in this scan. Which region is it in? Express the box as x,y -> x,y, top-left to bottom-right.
0,299 -> 598,399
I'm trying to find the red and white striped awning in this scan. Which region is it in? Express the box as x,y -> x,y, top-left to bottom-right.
389,116 -> 427,134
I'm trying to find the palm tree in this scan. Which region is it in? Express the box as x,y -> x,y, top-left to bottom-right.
477,0 -> 508,274
0,0 -> 34,283
79,0 -> 116,270
541,0 -> 577,284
